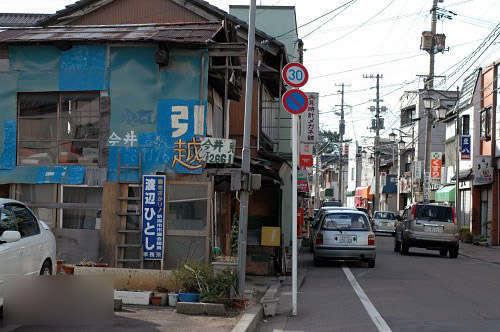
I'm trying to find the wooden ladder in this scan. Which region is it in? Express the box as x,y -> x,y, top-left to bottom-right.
115,151 -> 144,268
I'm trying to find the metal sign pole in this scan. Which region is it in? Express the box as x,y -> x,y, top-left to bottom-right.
292,113 -> 298,316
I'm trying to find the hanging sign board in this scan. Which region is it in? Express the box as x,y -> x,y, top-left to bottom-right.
282,62 -> 309,88
461,135 -> 471,160
300,92 -> 319,143
200,137 -> 235,164
431,152 -> 442,180
142,175 -> 166,261
282,89 -> 309,115
473,156 -> 493,185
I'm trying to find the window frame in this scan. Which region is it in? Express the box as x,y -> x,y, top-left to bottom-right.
461,114 -> 470,136
17,91 -> 101,166
4,203 -> 40,238
480,107 -> 491,140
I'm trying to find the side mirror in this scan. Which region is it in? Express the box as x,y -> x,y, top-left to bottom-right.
0,230 -> 21,243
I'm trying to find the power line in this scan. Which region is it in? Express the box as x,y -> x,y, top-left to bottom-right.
273,0 -> 357,39
307,0 -> 397,51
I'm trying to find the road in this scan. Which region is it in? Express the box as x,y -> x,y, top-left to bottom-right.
258,234 -> 500,332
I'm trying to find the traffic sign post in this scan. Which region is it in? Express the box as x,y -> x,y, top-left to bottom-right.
281,62 -> 309,317
282,89 -> 309,115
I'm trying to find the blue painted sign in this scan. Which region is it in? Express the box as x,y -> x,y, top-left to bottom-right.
461,135 -> 471,160
282,89 -> 309,115
142,175 -> 166,260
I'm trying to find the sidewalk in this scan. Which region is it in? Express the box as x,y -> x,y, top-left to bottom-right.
460,242 -> 500,265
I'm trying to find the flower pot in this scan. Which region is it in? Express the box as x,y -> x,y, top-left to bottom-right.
151,296 -> 162,306
178,292 -> 200,303
56,260 -> 64,274
168,293 -> 178,307
62,265 -> 74,275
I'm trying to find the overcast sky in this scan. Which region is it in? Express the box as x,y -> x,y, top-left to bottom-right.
2,0 -> 499,145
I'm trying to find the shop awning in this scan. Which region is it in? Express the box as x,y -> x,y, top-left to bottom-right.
355,186 -> 373,199
435,185 -> 456,202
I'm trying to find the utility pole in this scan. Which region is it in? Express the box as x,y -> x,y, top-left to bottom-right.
335,83 -> 348,206
237,0 -> 256,296
423,0 -> 439,203
455,86 -> 461,227
364,74 -> 383,212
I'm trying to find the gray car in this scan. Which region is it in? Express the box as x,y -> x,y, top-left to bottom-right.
309,207 -> 356,251
372,211 -> 397,235
312,210 -> 376,267
394,203 -> 459,258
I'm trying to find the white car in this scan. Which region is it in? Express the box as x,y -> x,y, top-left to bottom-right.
0,199 -> 56,307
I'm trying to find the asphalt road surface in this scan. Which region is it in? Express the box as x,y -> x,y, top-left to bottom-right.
259,234 -> 500,332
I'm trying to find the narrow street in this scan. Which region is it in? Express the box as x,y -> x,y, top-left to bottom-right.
259,235 -> 500,332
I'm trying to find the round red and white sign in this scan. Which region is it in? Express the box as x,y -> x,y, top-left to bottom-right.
282,62 -> 309,88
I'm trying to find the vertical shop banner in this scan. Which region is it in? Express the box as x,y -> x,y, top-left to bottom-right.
461,135 -> 471,160
300,143 -> 313,168
300,92 -> 319,143
142,175 -> 166,260
297,170 -> 309,193
431,152 -> 442,180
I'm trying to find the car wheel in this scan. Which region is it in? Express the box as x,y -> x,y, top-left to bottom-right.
439,248 -> 448,257
368,259 -> 375,268
394,239 -> 401,252
40,260 -> 52,276
449,246 -> 459,259
401,238 -> 409,255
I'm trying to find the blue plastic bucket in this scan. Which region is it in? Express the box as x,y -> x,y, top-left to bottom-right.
178,292 -> 200,302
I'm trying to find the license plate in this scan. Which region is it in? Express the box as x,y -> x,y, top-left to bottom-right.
424,226 -> 443,233
337,235 -> 356,243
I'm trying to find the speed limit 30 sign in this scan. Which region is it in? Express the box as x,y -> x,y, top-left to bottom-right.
282,62 -> 309,88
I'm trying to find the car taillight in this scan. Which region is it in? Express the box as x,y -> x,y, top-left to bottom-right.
411,205 -> 417,221
368,234 -> 375,246
316,232 -> 323,245
452,208 -> 457,224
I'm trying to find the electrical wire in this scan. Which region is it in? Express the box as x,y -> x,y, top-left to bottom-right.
306,0 -> 397,51
300,1 -> 357,39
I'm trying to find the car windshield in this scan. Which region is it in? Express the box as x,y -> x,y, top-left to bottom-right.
415,205 -> 453,222
322,213 -> 370,231
374,212 -> 395,220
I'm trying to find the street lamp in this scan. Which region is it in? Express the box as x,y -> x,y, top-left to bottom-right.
389,131 -> 397,143
398,137 -> 406,151
433,99 -> 448,120
422,96 -> 434,110
369,154 -> 374,164
362,149 -> 367,158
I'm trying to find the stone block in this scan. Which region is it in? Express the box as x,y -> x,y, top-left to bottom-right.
204,303 -> 226,316
176,302 -> 205,315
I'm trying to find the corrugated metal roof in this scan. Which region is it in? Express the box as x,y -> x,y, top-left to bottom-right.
0,13 -> 51,27
0,22 -> 223,44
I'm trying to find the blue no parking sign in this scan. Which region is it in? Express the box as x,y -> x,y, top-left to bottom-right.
282,89 -> 309,115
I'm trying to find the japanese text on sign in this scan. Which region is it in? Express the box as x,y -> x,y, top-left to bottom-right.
142,175 -> 166,261
461,135 -> 471,160
300,92 -> 319,143
431,152 -> 442,180
200,137 -> 236,164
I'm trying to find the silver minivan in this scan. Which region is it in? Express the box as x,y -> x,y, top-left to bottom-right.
394,203 -> 459,258
313,210 -> 376,267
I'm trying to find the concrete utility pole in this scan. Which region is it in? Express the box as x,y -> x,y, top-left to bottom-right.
455,86 -> 461,226
364,74 -> 383,212
237,0 -> 256,296
336,83 -> 346,206
423,0 -> 439,203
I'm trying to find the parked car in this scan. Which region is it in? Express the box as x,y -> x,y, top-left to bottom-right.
0,199 -> 56,308
322,201 -> 342,207
309,207 -> 356,251
394,203 -> 459,258
372,211 -> 398,235
312,210 -> 376,267
356,207 -> 369,216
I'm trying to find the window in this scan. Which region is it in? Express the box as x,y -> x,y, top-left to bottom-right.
374,212 -> 395,220
415,205 -> 453,222
18,92 -> 101,166
322,213 -> 370,231
0,208 -> 16,237
4,204 -> 40,237
61,186 -> 102,229
461,114 -> 470,136
480,107 -> 491,139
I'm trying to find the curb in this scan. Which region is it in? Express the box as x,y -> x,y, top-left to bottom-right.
231,303 -> 263,332
460,252 -> 500,266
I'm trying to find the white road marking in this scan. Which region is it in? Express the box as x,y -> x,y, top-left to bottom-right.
342,267 -> 392,332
